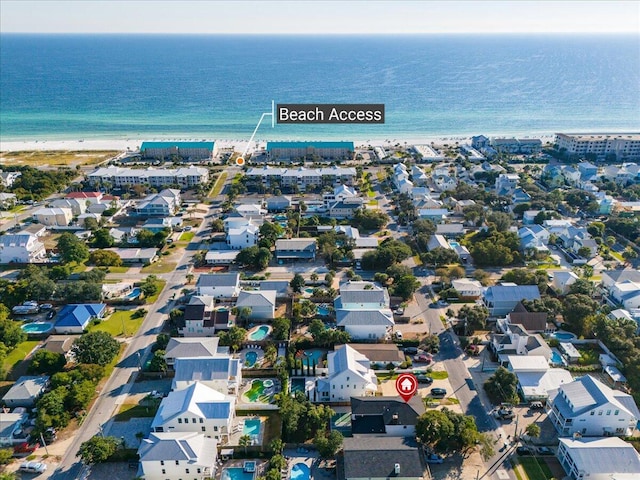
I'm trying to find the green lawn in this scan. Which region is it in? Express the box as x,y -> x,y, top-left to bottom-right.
367,190 -> 376,198
145,279 -> 167,304
179,232 -> 195,243
89,310 -> 145,337
430,370 -> 449,380
610,250 -> 625,262
577,347 -> 600,366
209,171 -> 228,197
3,341 -> 39,375
375,371 -> 399,382
105,266 -> 130,274
142,261 -> 177,274
71,262 -> 87,274
518,457 -> 555,480
114,402 -> 159,421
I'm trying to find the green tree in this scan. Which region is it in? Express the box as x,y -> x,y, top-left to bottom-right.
57,232 -> 89,264
259,222 -> 284,248
148,350 -> 168,372
562,294 -> 599,337
269,438 -> 284,455
36,386 -> 70,430
314,430 -> 343,459
290,274 -> 306,293
219,326 -> 247,352
416,410 -> 454,448
67,380 -> 96,411
72,331 -> 120,366
484,367 -> 519,404
0,307 -> 27,349
239,434 -> 252,455
457,305 -> 489,335
28,350 -> 66,375
272,317 -> 291,341
392,275 -> 420,300
525,423 -> 541,438
0,448 -> 13,465
421,247 -> 460,267
140,276 -> 159,297
79,436 -> 121,464
88,249 -> 122,267
577,246 -> 592,258
91,228 -> 114,248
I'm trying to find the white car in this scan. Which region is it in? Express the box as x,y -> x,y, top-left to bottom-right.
20,461 -> 47,474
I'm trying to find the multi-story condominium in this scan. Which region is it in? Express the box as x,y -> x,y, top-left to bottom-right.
140,141 -> 216,161
555,133 -> 640,160
266,141 -> 354,162
135,189 -> 181,217
0,234 -> 47,264
245,166 -> 356,191
88,166 -> 209,189
548,375 -> 640,437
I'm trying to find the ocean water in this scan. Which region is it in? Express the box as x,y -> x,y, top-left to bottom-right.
1,34 -> 638,141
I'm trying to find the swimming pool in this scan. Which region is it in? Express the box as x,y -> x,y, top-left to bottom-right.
243,380 -> 268,402
124,287 -> 141,300
21,322 -> 54,335
248,325 -> 271,341
299,349 -> 324,367
551,331 -> 576,341
245,351 -> 258,367
317,307 -> 330,316
222,467 -> 254,480
304,287 -> 314,295
243,418 -> 261,436
449,241 -> 460,248
290,463 -> 310,480
290,377 -> 305,393
550,350 -> 565,366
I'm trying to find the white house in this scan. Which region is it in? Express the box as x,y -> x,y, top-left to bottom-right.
33,207 -> 73,226
547,375 -> 640,437
557,437 -> 640,480
552,271 -> 579,295
196,273 -> 241,298
495,173 -> 519,195
137,432 -> 216,480
507,355 -> 572,401
316,345 -> 377,402
491,324 -> 551,364
172,357 -> 242,395
483,284 -> 541,316
49,198 -> 87,216
151,382 -> 234,442
0,234 -> 47,264
226,223 -> 259,249
336,310 -> 394,340
135,189 -> 181,217
610,281 -> 640,310
602,268 -> 640,291
235,290 -> 276,320
451,278 -> 483,299
335,281 -> 390,310
164,337 -> 227,367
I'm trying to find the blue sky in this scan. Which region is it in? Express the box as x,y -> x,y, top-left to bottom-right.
1,0 -> 638,34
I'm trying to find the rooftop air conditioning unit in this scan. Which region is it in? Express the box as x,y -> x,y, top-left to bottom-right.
394,464 -> 400,475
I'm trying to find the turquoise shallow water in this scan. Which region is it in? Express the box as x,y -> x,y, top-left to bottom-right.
1,34 -> 638,141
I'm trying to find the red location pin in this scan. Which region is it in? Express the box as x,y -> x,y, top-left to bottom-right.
395,373 -> 418,403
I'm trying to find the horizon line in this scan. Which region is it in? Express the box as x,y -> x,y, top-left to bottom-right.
2,31 -> 638,36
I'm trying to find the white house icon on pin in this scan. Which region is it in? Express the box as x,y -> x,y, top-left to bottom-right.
400,378 -> 414,391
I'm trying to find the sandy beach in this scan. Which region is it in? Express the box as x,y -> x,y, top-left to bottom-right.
0,134 -> 557,153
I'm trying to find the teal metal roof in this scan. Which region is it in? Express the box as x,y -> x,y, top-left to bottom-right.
141,141 -> 215,151
267,141 -> 354,151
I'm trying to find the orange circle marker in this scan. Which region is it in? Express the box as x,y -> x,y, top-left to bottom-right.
236,157 -> 245,166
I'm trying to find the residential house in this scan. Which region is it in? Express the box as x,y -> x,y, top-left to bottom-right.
411,165 -> 429,186
471,135 -> 490,150
495,173 -> 520,196
2,376 -> 49,408
316,345 -> 377,402
557,437 -> 640,480
595,191 -> 615,215
548,375 -> 640,437
150,382 -> 234,442
602,268 -> 640,291
412,144 -> 445,162
109,227 -> 140,244
180,296 -> 217,337
342,436 -> 425,480
451,278 -> 483,299
227,223 -> 259,249
54,303 -> 107,334
65,191 -> 103,204
433,174 -> 456,192
460,144 -> 485,161
491,324 -> 552,365
42,335 -> 74,360
347,344 -> 405,368
235,290 -> 277,320
552,271 -> 580,295
427,234 -> 451,251
172,357 -> 242,395
436,223 -> 465,238
542,164 -> 566,187
610,281 -> 640,310
135,189 -> 181,217
164,337 -> 227,367
50,198 -> 87,216
275,238 -> 317,261
483,284 -> 541,316
0,192 -> 17,209
265,195 -> 292,212
562,166 -> 581,186
196,273 -> 241,298
204,250 -> 239,266
522,210 -> 541,225
418,208 -> 449,223
137,432 -> 216,480
336,310 -> 394,340
17,223 -> 47,238
497,302 -> 552,334
511,188 -> 532,205
142,217 -> 183,233
329,198 -> 364,219
107,247 -> 158,265
33,207 -> 73,226
335,281 -> 390,310
350,396 -> 425,437
0,413 -> 26,447
396,178 -> 414,195
323,184 -> 359,208
602,163 -> 640,184
578,161 -> 599,181
0,171 -> 22,188
0,234 -> 47,264
518,225 -> 550,255
259,281 -> 291,298
572,231 -> 598,258
507,355 -> 572,401
334,226 -> 379,249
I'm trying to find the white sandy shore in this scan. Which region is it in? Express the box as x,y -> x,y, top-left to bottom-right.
0,135 -> 557,153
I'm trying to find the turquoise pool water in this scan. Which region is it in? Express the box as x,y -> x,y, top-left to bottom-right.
304,287 -> 314,295
21,322 -> 54,334
317,307 -> 330,316
245,351 -> 258,367
291,377 -> 305,393
449,241 -> 460,248
222,468 -> 254,480
274,215 -> 287,221
125,287 -> 141,300
243,418 -> 261,436
550,351 -> 564,365
300,349 -> 324,367
248,325 -> 271,341
552,331 -> 576,341
290,463 -> 310,480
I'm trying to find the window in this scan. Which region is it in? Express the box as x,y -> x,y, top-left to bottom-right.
161,461 -> 165,466
192,418 -> 197,424
178,418 -> 183,423
590,411 -> 594,416
162,469 -> 166,474
202,426 -> 206,432
214,426 -> 218,431
199,418 -> 204,424
615,410 -> 619,415
598,411 -> 603,415
176,460 -> 180,465
186,469 -> 190,474
607,410 -> 611,415
197,469 -> 202,474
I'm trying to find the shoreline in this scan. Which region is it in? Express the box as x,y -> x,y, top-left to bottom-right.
0,134 -> 560,153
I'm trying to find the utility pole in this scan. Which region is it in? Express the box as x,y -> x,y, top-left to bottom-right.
40,433 -> 49,456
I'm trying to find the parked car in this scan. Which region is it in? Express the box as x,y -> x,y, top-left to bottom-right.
394,331 -> 403,340
43,427 -> 57,443
46,310 -> 56,320
537,447 -> 553,455
414,354 -> 432,364
494,408 -> 515,420
516,446 -> 531,456
393,307 -> 404,315
426,453 -> 444,464
39,304 -> 53,311
416,374 -> 433,385
404,347 -> 418,355
430,388 -> 447,397
13,442 -> 40,457
530,401 -> 544,410
19,461 -> 47,474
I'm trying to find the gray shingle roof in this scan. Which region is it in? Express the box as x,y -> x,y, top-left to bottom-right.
342,436 -> 425,479
196,273 -> 240,287
236,290 -> 276,308
138,432 -> 217,463
2,376 -> 49,402
336,309 -> 394,326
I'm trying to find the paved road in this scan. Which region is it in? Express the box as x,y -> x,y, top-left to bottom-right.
48,205 -> 214,480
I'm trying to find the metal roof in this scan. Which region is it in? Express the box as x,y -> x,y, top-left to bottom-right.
140,141 -> 215,150
267,141 -> 354,151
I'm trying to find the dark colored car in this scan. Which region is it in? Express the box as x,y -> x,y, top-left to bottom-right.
404,347 -> 418,355
416,374 -> 433,384
516,446 -> 531,456
537,447 -> 553,455
430,388 -> 447,397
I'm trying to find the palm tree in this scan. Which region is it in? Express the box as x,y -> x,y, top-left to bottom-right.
239,434 -> 251,455
185,273 -> 194,284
